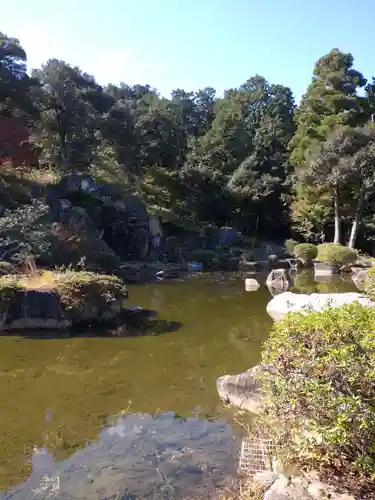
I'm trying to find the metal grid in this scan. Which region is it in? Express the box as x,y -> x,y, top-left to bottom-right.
238,436 -> 277,477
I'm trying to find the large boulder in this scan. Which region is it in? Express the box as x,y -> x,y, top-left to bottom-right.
216,364 -> 275,414
46,174 -> 150,263
0,289 -> 71,330
267,291 -> 375,321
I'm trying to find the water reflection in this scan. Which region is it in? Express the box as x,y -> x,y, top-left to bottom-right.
291,270 -> 357,294
3,413 -> 240,500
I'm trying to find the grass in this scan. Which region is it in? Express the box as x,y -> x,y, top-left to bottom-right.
0,260 -> 128,322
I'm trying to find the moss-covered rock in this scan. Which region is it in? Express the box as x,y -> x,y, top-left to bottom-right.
0,270 -> 128,330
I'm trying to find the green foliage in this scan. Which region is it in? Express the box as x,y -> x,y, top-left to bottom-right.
0,201 -> 54,263
190,248 -> 218,269
284,239 -> 298,254
4,27 -> 375,255
316,243 -> 357,265
290,49 -> 366,167
54,270 -> 128,322
293,243 -> 317,264
261,303 -> 375,477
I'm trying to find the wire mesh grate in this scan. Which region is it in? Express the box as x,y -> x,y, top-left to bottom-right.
238,436 -> 277,477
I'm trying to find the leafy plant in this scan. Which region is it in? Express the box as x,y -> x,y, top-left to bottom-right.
293,243 -> 317,265
261,303 -> 375,478
316,243 -> 357,266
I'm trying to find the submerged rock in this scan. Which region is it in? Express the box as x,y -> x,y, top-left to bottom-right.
3,413 -> 240,500
266,291 -> 375,321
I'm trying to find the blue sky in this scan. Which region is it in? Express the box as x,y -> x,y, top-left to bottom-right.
3,0 -> 375,102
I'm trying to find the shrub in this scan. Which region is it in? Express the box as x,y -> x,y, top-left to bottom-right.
293,243 -> 317,265
54,270 -> 128,321
285,238 -> 298,255
191,248 -> 218,269
316,243 -> 357,266
261,303 -> 375,478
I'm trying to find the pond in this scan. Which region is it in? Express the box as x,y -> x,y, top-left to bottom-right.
0,271 -> 358,498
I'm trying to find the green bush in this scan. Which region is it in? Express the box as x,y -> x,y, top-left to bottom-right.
293,243 -> 317,265
365,265 -> 375,299
316,243 -> 357,266
191,248 -> 218,269
261,303 -> 375,477
285,238 -> 298,255
54,270 -> 128,322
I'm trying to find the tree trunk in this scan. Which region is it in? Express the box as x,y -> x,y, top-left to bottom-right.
333,185 -> 341,244
348,189 -> 365,249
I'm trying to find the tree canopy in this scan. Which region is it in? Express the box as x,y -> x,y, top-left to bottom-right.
1,33 -> 375,251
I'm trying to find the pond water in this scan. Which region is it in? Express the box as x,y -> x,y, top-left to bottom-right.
0,271 -> 358,498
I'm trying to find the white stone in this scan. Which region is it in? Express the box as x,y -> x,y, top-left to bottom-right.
266,291 -> 375,321
245,278 -> 260,291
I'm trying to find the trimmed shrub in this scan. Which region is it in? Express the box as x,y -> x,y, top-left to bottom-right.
54,270 -> 128,321
293,243 -> 317,265
285,238 -> 298,255
316,243 -> 357,266
261,303 -> 375,478
191,248 -> 218,269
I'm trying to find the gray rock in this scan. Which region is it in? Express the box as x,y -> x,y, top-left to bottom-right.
266,291 -> 375,321
266,269 -> 289,295
0,290 -> 71,331
216,364 -> 275,413
46,174 -> 151,263
261,473 -> 355,500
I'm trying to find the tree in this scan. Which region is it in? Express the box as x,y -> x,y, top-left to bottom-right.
0,32 -> 38,119
290,49 -> 367,243
32,59 -> 109,170
290,48 -> 367,166
303,125 -> 375,247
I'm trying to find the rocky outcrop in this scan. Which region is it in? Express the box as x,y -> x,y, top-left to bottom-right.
46,173 -> 150,267
216,365 -> 275,413
267,291 -> 375,321
0,289 -> 71,330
